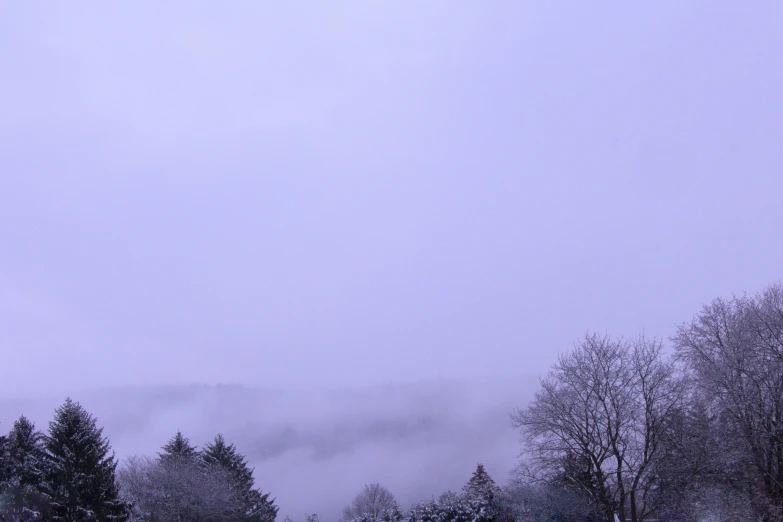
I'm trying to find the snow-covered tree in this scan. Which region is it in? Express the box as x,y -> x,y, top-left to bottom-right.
44,398 -> 127,520
158,431 -> 198,463
6,416 -> 47,489
0,416 -> 54,521
119,454 -> 246,521
674,282 -> 783,520
404,483 -> 497,522
201,433 -> 278,522
119,432 -> 278,522
341,483 -> 400,522
436,490 -> 459,505
405,495 -> 475,522
497,478 -> 602,522
512,333 -> 685,522
1,430 -> 13,489
0,484 -> 54,521
463,464 -> 500,503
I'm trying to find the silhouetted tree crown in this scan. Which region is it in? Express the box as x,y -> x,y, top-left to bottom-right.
158,430 -> 198,463
44,397 -> 127,520
5,416 -> 47,490
341,482 -> 400,522
201,433 -> 279,522
463,463 -> 499,502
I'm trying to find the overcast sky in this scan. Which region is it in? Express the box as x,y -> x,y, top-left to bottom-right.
1,1 -> 781,395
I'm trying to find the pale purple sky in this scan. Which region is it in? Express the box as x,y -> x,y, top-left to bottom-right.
1,2 -> 781,394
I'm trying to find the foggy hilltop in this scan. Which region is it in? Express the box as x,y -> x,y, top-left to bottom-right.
3,0 -> 783,520
0,376 -> 537,520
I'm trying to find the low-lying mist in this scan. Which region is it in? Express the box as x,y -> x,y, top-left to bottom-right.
0,376 -> 538,520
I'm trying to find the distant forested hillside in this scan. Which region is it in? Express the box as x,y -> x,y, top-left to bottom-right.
0,377 -> 536,520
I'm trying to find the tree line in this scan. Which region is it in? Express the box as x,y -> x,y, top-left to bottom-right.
0,399 -> 277,521
2,281 -> 782,521
509,281 -> 783,522
313,282 -> 783,522
317,464 -> 508,522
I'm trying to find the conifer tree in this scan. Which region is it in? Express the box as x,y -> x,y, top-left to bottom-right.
461,464 -> 501,522
7,416 -> 47,489
44,398 -> 127,521
0,415 -> 54,520
463,463 -> 499,502
201,433 -> 278,522
201,433 -> 247,484
0,431 -> 10,487
158,430 -> 198,463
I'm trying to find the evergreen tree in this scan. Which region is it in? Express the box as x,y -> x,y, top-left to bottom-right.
406,484 -> 499,522
457,464 -> 502,522
201,433 -> 246,484
0,431 -> 10,487
201,433 -> 278,522
406,495 -> 472,522
158,430 -> 198,463
463,464 -> 499,503
0,484 -> 53,522
7,416 -> 47,489
0,416 -> 54,521
44,398 -> 127,521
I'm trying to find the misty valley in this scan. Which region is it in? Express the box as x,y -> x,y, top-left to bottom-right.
0,377 -> 525,521
2,283 -> 783,521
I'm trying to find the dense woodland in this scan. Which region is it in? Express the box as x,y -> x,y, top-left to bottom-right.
1,282 -> 782,522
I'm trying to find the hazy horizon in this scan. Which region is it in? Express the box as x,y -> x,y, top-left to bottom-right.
0,377 -> 538,519
3,1 -> 782,394
2,2 -> 783,518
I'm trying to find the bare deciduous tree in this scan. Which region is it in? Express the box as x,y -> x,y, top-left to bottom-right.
119,454 -> 245,522
340,483 -> 400,522
674,282 -> 783,520
511,333 -> 685,522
